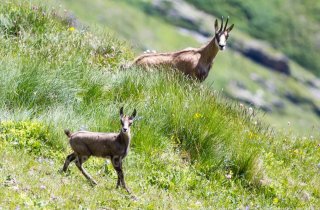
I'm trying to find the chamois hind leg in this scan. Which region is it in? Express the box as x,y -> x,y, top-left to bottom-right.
75,155 -> 97,185
62,152 -> 76,172
112,156 -> 130,193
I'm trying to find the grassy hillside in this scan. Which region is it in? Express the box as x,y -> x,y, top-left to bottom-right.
59,0 -> 320,134
0,1 -> 319,209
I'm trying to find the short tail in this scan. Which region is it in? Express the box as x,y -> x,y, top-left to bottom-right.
64,129 -> 72,138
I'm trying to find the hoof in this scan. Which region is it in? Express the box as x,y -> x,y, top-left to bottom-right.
59,168 -> 66,174
90,180 -> 98,186
130,195 -> 138,201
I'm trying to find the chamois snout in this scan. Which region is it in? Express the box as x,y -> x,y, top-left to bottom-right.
219,44 -> 226,51
121,120 -> 130,133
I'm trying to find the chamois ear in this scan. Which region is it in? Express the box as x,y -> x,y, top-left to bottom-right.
214,19 -> 219,33
130,109 -> 137,120
227,24 -> 234,33
120,107 -> 124,118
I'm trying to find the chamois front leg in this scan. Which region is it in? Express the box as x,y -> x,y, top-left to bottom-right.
75,156 -> 97,186
112,156 -> 130,193
195,64 -> 210,82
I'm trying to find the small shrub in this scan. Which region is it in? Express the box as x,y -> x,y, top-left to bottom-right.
0,120 -> 50,156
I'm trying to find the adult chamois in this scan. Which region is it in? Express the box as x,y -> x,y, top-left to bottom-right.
133,16 -> 234,82
62,107 -> 137,194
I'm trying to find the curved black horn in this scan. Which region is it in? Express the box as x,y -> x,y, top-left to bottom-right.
120,107 -> 124,118
220,16 -> 224,32
131,109 -> 137,118
224,16 -> 229,31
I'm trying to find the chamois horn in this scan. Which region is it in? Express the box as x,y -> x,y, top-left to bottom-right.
220,16 -> 224,32
224,16 -> 229,31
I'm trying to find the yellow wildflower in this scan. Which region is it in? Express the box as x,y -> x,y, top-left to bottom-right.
68,26 -> 75,32
249,131 -> 254,139
193,112 -> 203,119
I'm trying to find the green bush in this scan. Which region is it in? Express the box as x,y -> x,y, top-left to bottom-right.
0,121 -> 50,155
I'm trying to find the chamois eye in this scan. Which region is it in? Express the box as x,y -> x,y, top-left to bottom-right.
120,120 -> 124,126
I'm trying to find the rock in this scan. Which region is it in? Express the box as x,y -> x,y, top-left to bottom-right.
312,104 -> 320,117
306,78 -> 320,89
231,39 -> 290,75
250,73 -> 276,93
301,191 -> 311,201
284,91 -> 315,106
272,99 -> 285,109
284,92 -> 301,104
227,80 -> 272,112
307,79 -> 320,100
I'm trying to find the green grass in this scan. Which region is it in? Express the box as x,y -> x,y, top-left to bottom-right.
0,1 -> 319,209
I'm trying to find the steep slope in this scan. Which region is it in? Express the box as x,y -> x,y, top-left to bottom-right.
60,0 -> 320,133
0,1 -> 319,209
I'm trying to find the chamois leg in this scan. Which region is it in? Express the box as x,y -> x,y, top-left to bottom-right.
112,156 -> 130,193
75,156 -> 97,185
62,152 -> 76,172
111,156 -> 121,188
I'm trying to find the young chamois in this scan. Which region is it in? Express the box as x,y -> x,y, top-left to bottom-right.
133,16 -> 234,82
62,107 -> 137,194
